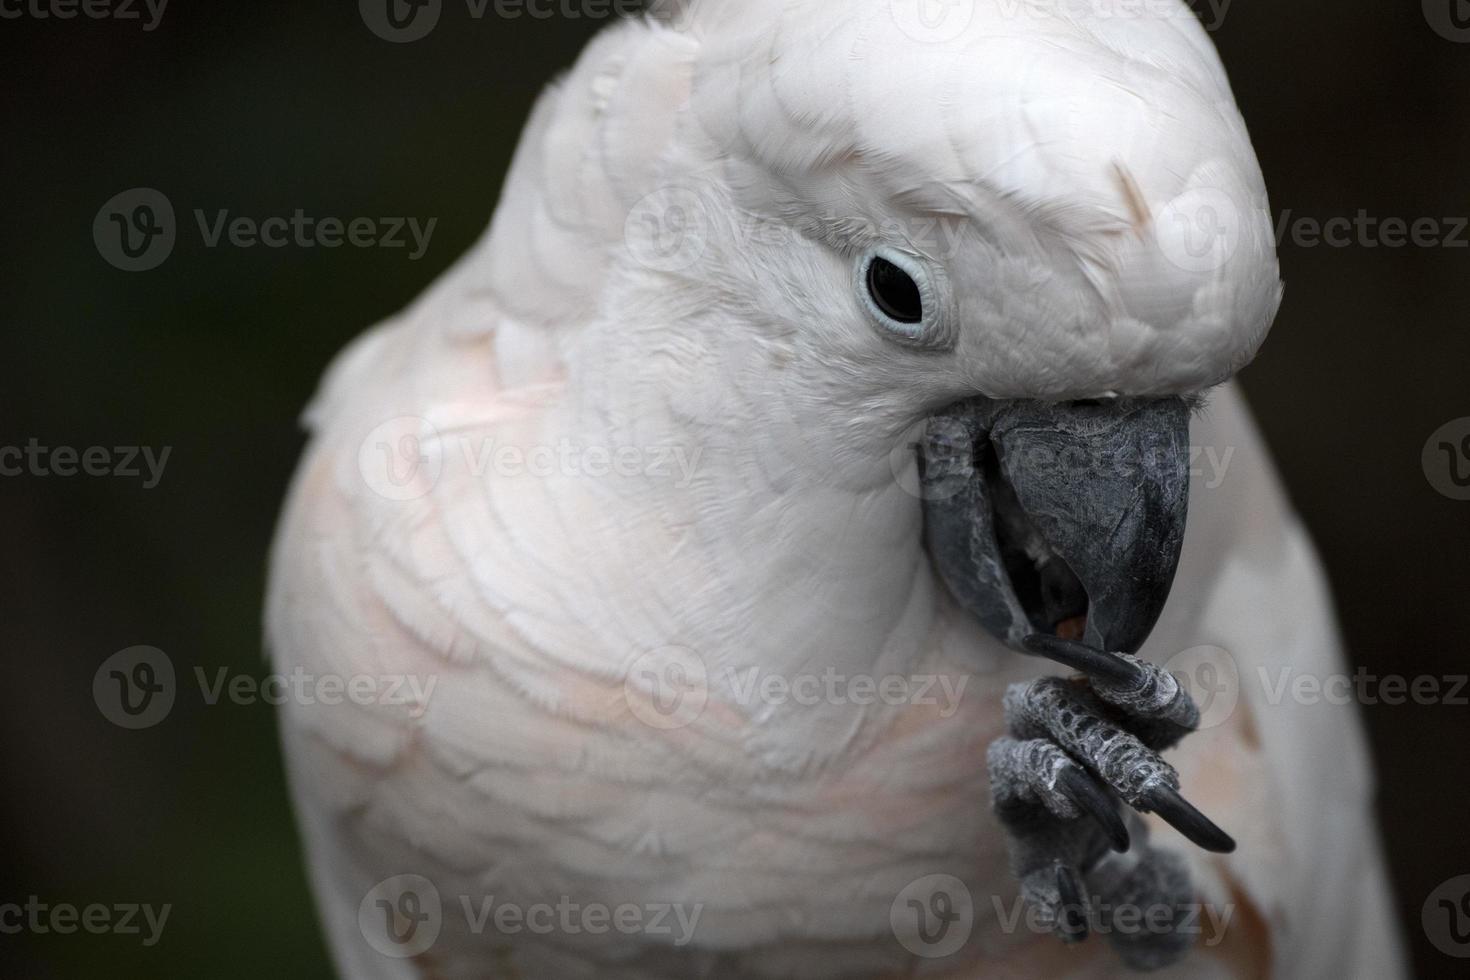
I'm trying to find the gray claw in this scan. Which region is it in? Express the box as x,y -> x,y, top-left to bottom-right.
1054,862 -> 1090,943
1057,766 -> 1131,853
1142,784 -> 1236,854
1023,634 -> 1144,689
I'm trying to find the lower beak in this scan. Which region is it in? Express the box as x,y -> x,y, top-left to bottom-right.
919,397 -> 1192,655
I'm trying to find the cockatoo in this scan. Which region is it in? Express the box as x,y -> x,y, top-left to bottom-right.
268,1 -> 1405,976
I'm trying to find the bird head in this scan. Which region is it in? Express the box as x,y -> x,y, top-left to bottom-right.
620,0 -> 1280,655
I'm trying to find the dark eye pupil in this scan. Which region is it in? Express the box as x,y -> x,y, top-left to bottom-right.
867,257 -> 923,325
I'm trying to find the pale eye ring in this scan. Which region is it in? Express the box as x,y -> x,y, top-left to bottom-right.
855,248 -> 953,350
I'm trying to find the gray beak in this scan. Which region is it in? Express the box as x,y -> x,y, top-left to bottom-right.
919,397 -> 1192,655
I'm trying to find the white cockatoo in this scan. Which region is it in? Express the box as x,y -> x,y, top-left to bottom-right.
268,1 -> 1405,976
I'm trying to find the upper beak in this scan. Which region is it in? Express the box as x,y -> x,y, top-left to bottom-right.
919,397 -> 1191,655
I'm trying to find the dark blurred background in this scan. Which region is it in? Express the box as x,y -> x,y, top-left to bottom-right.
2,2 -> 1467,977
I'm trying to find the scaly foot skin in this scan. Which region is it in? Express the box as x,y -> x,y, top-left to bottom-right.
987,635 -> 1235,971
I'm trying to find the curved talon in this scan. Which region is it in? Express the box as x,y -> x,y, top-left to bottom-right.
1056,766 -> 1131,853
1054,862 -> 1090,943
1142,784 -> 1236,853
1023,634 -> 1144,689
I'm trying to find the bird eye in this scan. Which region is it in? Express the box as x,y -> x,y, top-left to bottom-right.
856,249 -> 952,350
866,256 -> 923,325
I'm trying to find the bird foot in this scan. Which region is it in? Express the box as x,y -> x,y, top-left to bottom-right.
987,634 -> 1234,970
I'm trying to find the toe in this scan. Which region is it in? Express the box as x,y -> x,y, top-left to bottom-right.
1004,677 -> 1235,854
